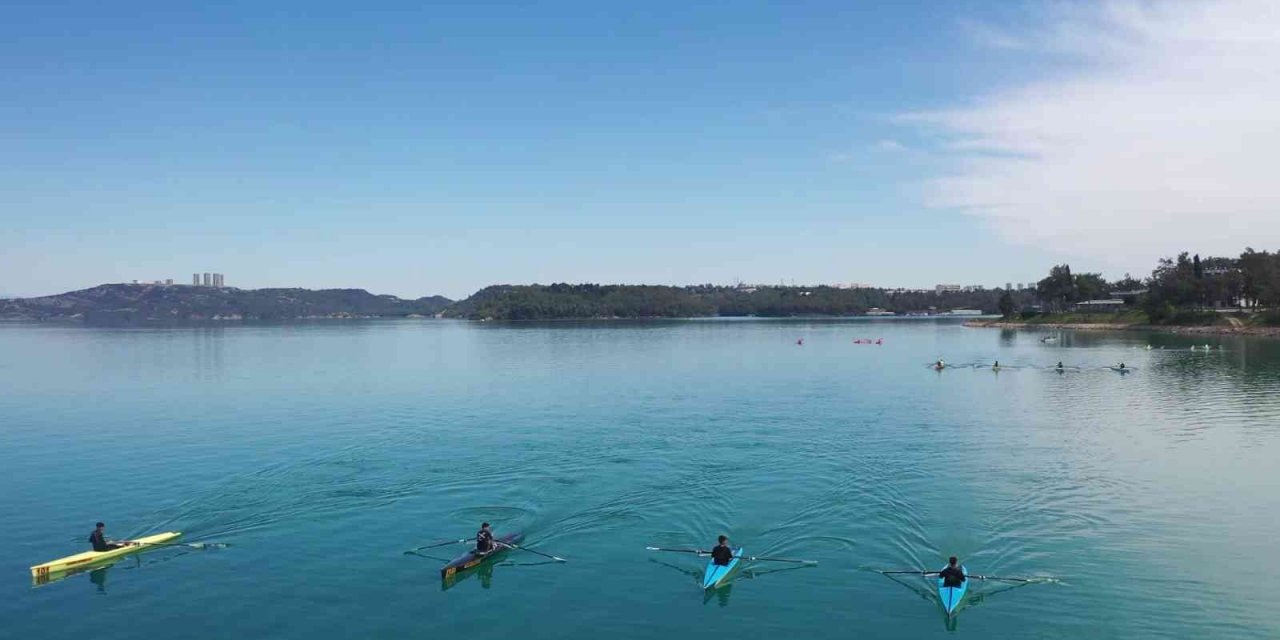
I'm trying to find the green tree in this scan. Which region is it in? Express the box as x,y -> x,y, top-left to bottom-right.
998,291 -> 1015,318
1239,248 -> 1280,308
1144,252 -> 1200,321
1073,273 -> 1109,301
1036,264 -> 1076,312
1112,274 -> 1144,292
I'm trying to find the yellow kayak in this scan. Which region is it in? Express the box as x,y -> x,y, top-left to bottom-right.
30,531 -> 181,583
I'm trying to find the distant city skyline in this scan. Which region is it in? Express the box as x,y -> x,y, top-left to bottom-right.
3,1 -> 1277,299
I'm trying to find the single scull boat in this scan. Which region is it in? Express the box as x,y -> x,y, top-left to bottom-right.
937,564 -> 968,616
702,547 -> 742,590
440,532 -> 523,579
31,531 -> 182,583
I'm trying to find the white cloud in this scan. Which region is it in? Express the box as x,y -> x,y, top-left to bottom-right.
873,139 -> 906,152
909,0 -> 1280,273
957,17 -> 1031,50
828,139 -> 907,163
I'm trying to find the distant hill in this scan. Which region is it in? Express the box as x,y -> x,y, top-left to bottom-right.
443,283 -> 1028,320
0,284 -> 452,322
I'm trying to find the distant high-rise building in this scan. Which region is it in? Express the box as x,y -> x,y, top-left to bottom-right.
1006,282 -> 1013,291
193,274 -> 201,286
203,273 -> 212,286
166,279 -> 174,285
213,273 -> 224,288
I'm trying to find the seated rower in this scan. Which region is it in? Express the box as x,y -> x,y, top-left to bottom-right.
710,535 -> 734,566
937,556 -> 966,587
89,522 -> 125,552
475,522 -> 496,555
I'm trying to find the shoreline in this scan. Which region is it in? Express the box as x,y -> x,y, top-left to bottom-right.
965,319 -> 1280,337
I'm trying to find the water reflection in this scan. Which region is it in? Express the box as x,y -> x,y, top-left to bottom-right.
438,558 -> 561,592
89,567 -> 109,594
32,555 -> 141,592
878,570 -> 1045,630
440,559 -> 495,591
646,558 -> 815,608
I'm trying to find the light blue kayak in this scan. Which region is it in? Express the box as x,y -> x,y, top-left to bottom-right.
937,565 -> 968,616
702,547 -> 742,589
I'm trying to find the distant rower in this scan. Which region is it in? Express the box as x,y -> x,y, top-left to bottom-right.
937,556 -> 967,588
993,360 -> 1000,370
710,535 -> 734,566
476,522 -> 495,555
1056,361 -> 1064,370
89,522 -> 124,552
934,359 -> 945,370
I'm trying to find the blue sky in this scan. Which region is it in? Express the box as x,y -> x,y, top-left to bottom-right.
4,1 -> 1276,299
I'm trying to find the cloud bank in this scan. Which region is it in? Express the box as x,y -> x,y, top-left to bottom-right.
909,1 -> 1280,274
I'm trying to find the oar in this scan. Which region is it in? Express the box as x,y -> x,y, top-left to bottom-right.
132,541 -> 230,550
645,546 -> 708,555
405,539 -> 469,554
743,555 -> 817,565
971,574 -> 1053,583
647,548 -> 813,565
879,569 -> 935,575
496,542 -> 566,562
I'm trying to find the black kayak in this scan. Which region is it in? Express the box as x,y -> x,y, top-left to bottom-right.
440,532 -> 523,579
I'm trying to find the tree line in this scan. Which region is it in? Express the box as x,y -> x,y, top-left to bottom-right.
1024,248 -> 1280,324
444,283 -> 1038,320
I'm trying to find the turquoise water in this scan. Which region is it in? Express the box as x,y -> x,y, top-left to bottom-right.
3,319 -> 1278,638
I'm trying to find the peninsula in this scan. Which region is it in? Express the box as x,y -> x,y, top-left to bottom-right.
0,284 -> 451,322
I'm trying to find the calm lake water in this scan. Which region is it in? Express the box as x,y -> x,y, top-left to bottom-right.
2,319 -> 1278,638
